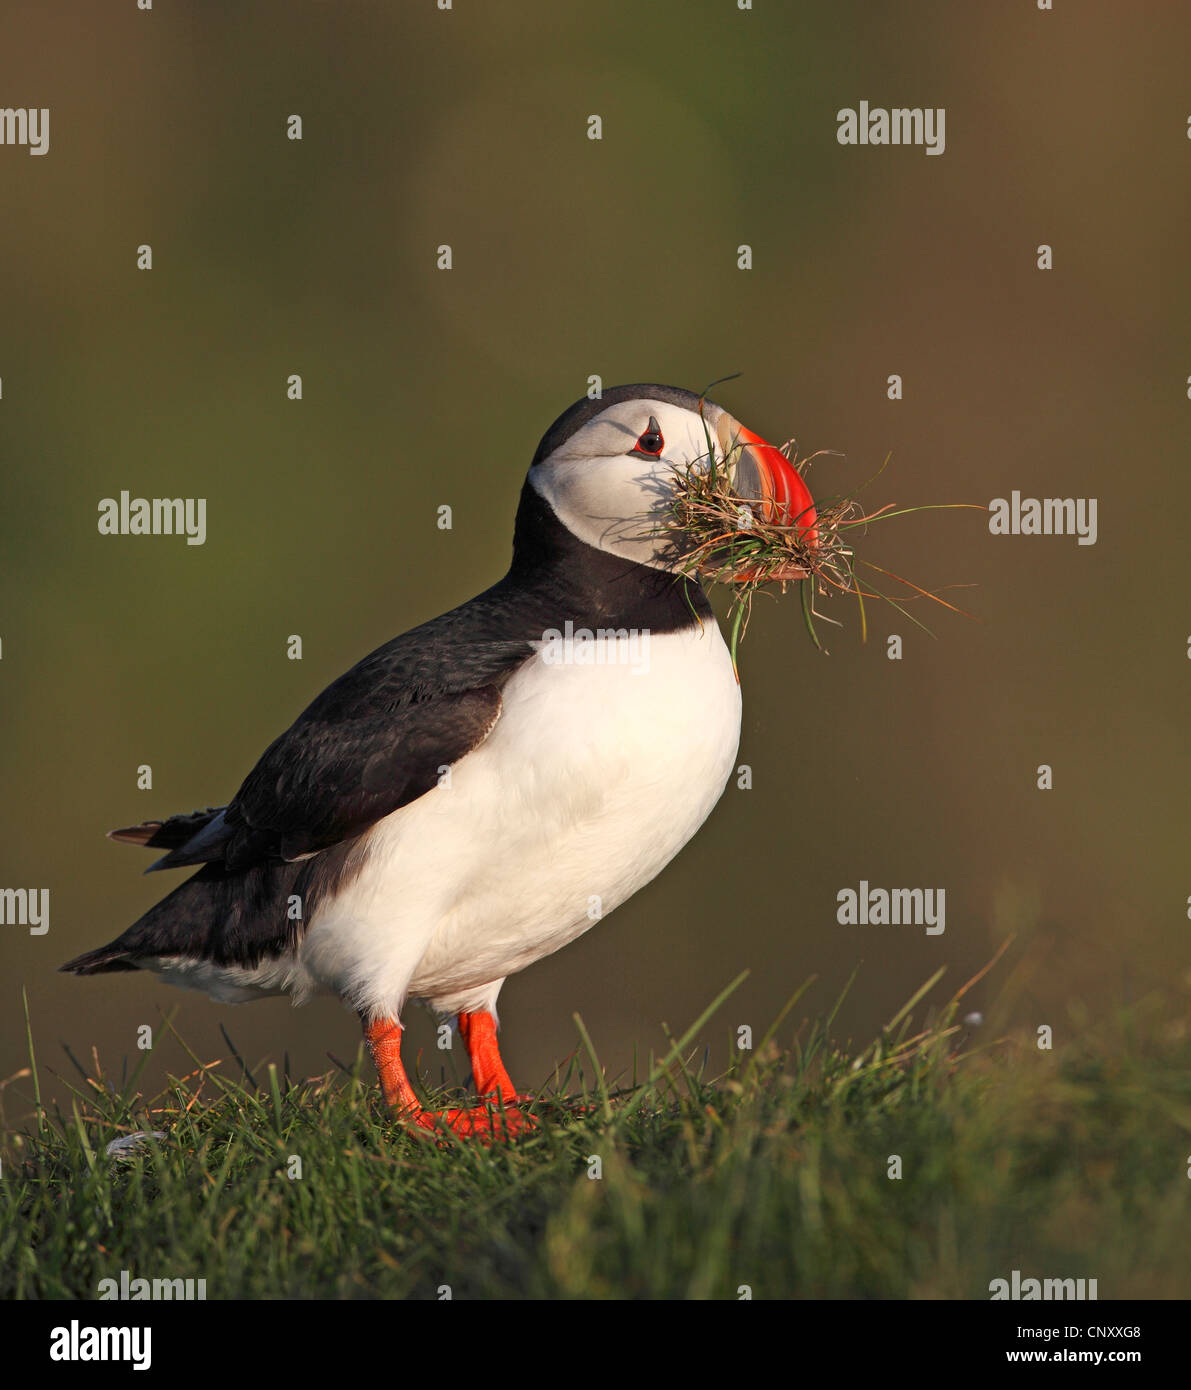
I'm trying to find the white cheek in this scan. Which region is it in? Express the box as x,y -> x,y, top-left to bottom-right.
528,457 -> 675,568
526,402 -> 723,569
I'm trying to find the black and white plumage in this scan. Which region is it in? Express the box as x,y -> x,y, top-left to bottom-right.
63,385 -> 815,1037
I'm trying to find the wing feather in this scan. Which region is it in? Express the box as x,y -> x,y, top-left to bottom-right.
148,596 -> 537,873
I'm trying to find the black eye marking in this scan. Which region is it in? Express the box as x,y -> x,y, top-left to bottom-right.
629,415 -> 664,458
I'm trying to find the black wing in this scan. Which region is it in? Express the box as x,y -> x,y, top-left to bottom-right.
151,592 -> 538,874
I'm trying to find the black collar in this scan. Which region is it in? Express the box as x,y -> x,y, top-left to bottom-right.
504,480 -> 712,634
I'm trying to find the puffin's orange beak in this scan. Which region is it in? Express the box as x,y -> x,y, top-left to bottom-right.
718,417 -> 819,582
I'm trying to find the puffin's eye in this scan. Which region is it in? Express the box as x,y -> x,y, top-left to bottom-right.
630,416 -> 664,457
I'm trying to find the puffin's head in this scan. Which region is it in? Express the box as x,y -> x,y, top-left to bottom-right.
525,383 -> 817,578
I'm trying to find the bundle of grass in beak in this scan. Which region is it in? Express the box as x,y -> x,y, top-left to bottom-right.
662,416 -> 976,671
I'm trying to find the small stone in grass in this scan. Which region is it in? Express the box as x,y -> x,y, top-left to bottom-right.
105,1130 -> 166,1158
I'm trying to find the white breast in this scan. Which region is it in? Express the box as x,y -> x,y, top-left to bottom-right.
181,620 -> 742,1018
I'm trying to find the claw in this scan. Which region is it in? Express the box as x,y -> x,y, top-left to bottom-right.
416,1104 -> 538,1139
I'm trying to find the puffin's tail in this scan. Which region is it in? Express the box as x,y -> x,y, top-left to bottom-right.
108,806 -> 225,851
59,807 -> 237,975
59,944 -> 139,975
60,851 -> 324,980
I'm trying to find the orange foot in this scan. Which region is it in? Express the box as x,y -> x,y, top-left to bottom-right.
414,1104 -> 536,1138
362,1013 -> 537,1141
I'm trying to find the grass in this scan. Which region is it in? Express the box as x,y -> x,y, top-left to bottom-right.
662,410 -> 980,662
2,965 -> 1190,1300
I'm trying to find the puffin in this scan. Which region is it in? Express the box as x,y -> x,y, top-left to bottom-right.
62,384 -> 818,1135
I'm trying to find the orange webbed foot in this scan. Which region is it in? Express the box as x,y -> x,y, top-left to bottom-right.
416,1103 -> 538,1140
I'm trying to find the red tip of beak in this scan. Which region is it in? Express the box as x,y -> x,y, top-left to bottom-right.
736,425 -> 818,542
732,425 -> 818,582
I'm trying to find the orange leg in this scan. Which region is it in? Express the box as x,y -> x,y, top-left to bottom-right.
362,1014 -> 533,1138
362,1017 -> 422,1113
457,1009 -> 528,1103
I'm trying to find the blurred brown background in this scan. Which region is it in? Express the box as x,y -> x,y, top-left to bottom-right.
2,1 -> 1189,1107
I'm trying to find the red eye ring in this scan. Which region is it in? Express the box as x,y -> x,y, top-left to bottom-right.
630,415 -> 664,457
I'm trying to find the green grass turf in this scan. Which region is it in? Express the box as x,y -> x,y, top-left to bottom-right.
3,969 -> 1190,1300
